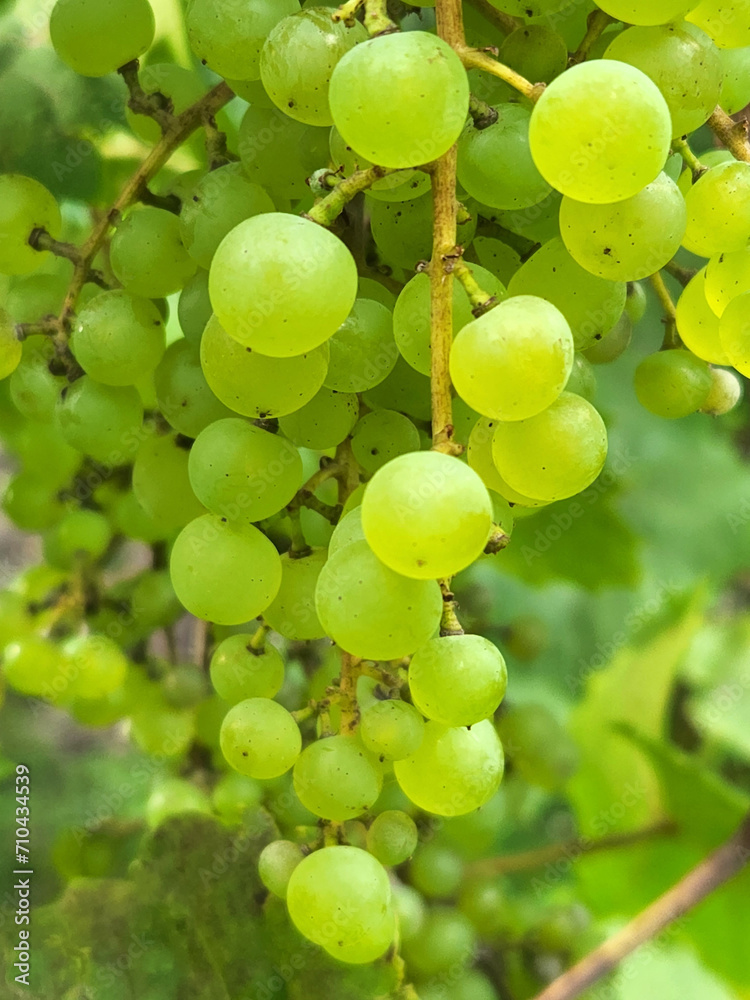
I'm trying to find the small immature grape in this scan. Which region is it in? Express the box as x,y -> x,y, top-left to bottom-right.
683,162 -> 750,257
210,633 -> 285,704
212,772 -> 263,824
263,550 -> 328,641
187,0 -> 298,81
369,191 -> 477,273
409,634 -> 507,727
351,409 -> 421,474
73,290 -> 166,386
57,377 -> 144,464
278,387 -> 359,450
366,810 -> 418,867
582,314 -> 632,366
43,509 -> 112,570
110,207 -> 197,299
324,297 -> 397,393
498,23 -> 568,82
700,367 -> 743,416
0,175 -> 61,276
675,269 -> 729,365
719,291 -> 750,377
155,340 -> 234,437
634,350 -> 712,418
50,0 -> 155,77
409,842 -> 464,899
132,431 -> 206,532
220,697 -> 301,779
401,906 -> 477,978
360,700 -> 425,761
565,354 -> 597,400
362,355 -> 432,421
145,778 -> 211,828
258,840 -> 305,898
497,702 -> 579,790
178,270 -> 212,345
293,735 -> 382,820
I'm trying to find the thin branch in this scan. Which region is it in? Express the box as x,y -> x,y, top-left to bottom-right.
453,259 -> 498,316
460,48 -> 544,102
570,9 -> 615,66
649,271 -> 680,349
118,59 -> 174,132
287,459 -> 340,515
672,137 -> 707,182
708,106 -> 750,163
204,114 -> 233,170
439,580 -> 464,636
139,187 -> 182,214
532,812 -> 750,1000
338,651 -> 362,733
305,165 -> 395,227
363,0 -> 397,35
465,0 -> 522,36
663,259 -> 697,287
332,0 -> 364,25
248,622 -> 271,651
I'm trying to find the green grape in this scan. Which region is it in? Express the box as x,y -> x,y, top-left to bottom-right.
409,843 -> 464,899
130,697 -> 196,757
508,238 -> 626,350
329,31 -> 469,168
112,490 -> 166,543
324,298 -> 397,393
492,392 -> 608,501
132,430 -> 206,532
0,592 -> 33,649
458,104 -> 550,210
287,845 -> 393,956
705,245 -> 750,315
719,291 -> 750,376
50,0 -> 155,77
6,273 -> 67,325
110,208 -> 197,299
188,417 -> 303,522
178,270 -> 212,345
582,313 -> 633,365
161,664 -> 207,708
402,906 -> 476,977
470,236 -> 521,286
687,0 -> 750,48
155,339 -> 233,437
700,367 -> 743,415
363,355 -> 432,420
0,175 -> 61,276
499,702 -> 581,789
14,420 -> 80,485
529,61 -> 671,203
200,315 -> 330,419
259,840 -> 305,898
393,882 -> 426,941
559,172 -> 686,282
604,24 -> 722,138
594,0 -> 693,26
293,734 -> 382,820
126,64 -> 205,144
57,377 -> 143,464
209,213 -> 357,357
498,24 -> 568,83
329,127 -> 431,203
145,778 -> 211,828
315,539 -> 442,660
43,509 -> 112,570
565,354 -> 597,400
179,165 -> 274,270
720,46 -> 750,112
0,310 -> 22,380
187,0 -> 298,81
72,290 -> 165,385
263,549 -> 328,640
170,514 -> 282,624
360,700 -> 425,761
210,633 -> 284,704
485,188 -> 562,246
368,190 -> 476,272
328,506 -> 365,555
9,337 -> 63,423
361,451 -> 491,580
450,295 -> 573,421
3,473 -> 64,531
3,636 -> 68,700
459,879 -> 510,936
357,277 -> 397,308
261,9 -> 366,126
220,697 -> 301,778
349,410 -> 420,474
212,771 -> 263,823
409,634 -> 507,727
467,416 -> 548,507
278,388 -> 358,449
683,162 -> 750,256
393,265 -> 504,376
634,350 -> 712,418
486,0 -> 568,18
238,105 -> 331,200
367,810 -> 418,867
675,268 -> 729,364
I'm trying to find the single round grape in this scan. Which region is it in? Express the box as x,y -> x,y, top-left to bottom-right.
238,105 -> 331,200
0,175 -> 61,276
705,246 -> 750,316
9,336 -> 64,423
43,509 -> 112,570
324,906 -> 396,965
409,842 -> 464,899
278,388 -> 358,450
187,0 -> 298,81
113,490 -> 166,543
210,633 -> 284,704
110,207 -> 196,299
57,377 -> 144,464
451,295 -> 574,421
529,61 -> 671,203
56,632 -> 126,701
188,417 -> 303,523
3,473 -> 64,531
488,187 -> 562,246
470,236 -> 521,286
367,810 -> 418,867
360,700 -> 425,761
719,291 -> 750,377
329,31 -> 469,169
126,64 -> 205,145
362,451 -> 492,580
259,840 -> 305,898
467,416 -> 548,507
363,355 -> 432,421
700,367 -> 743,415
261,9 -> 366,126
263,549 -> 328,641
201,315 -> 330,419
508,238 -> 626,350
565,353 -> 597,400
498,23 -> 567,81
329,507 -> 365,555
170,514 -> 282,624
212,772 -> 263,824
559,173 -> 686,282
178,270 -> 212,345
492,392 -> 608,501
351,409 -> 421,474
582,313 -> 633,365
6,273 -> 67,325
132,431 -> 206,531
634,350 -> 712,418
687,0 -> 750,48
145,778 -> 211,829
683,162 -> 750,257
155,339 -> 234,437
315,539 -> 442,660
220,697 -> 301,779
458,104 -> 550,210
394,719 -> 504,817
720,46 -> 750,113
329,127 -> 431,203
324,298 -> 397,393
3,636 -> 64,699
72,290 -> 165,385
50,0 -> 155,77
0,311 -> 22,380
368,190 -> 477,272
497,703 -> 580,790
293,735 -> 382,820
675,269 -> 729,364
409,634 -> 507,727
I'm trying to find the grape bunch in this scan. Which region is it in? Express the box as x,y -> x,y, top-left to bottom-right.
0,0 -> 747,990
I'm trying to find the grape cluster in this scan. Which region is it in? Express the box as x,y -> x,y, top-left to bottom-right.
0,0 -> 747,988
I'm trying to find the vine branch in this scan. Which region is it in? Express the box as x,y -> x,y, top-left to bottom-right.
460,48 -> 544,102
570,9 -> 615,66
465,0 -> 522,35
453,259 -> 498,316
708,106 -> 750,163
118,59 -> 174,132
649,271 -> 680,349
672,137 -> 706,182
305,165 -> 394,226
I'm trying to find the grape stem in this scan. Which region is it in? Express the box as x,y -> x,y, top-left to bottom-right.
305,165 -> 395,227
569,9 -> 616,66
468,94 -> 499,130
203,114 -> 234,171
334,438 -> 361,504
362,0 -> 398,36
439,580 -> 464,636
338,651 -> 363,733
484,524 -> 511,553
672,137 -> 707,182
118,59 -> 175,132
707,105 -> 750,164
247,622 -> 271,652
465,0 -> 522,36
453,259 -> 499,316
26,229 -> 110,289
649,272 -> 681,350
138,187 -> 182,214
332,0 -> 364,26
459,48 -> 544,103
662,259 -> 697,287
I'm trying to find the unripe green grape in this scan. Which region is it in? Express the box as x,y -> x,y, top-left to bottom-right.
324,297 -> 397,392
565,354 -> 597,401
0,175 -> 61,277
362,355 -> 432,421
145,778 -> 211,828
350,409 -> 421,474
367,810 -> 418,867
0,310 -> 22,380
200,315 -> 330,419
6,273 -> 67,325
212,771 -> 263,824
57,377 -> 144,464
393,881 -> 426,941
675,269 -> 729,365
492,392 -> 608,502
704,246 -> 750,316
451,295 -> 573,421
0,592 -> 33,649
259,840 -> 305,898
634,350 -> 712,418
261,9 -> 366,126
687,0 -> 750,48
126,64 -> 204,144
360,700 -> 425,761
325,906 -> 396,965
3,636 -> 64,699
362,451 -> 492,580
220,697 -> 301,779
328,507 -> 365,556
179,165 -> 274,270
50,0 -> 155,77
329,31 -> 469,169
238,105 -> 331,200
700,366 -> 743,415
529,61 -> 671,203
409,842 -> 464,898
497,702 -> 580,789
113,490 -> 165,543
470,236 -> 521,286
3,473 -> 64,531
278,388 -> 358,450
132,431 -> 205,532
130,698 -> 196,757
467,417 -> 549,508
43,509 -> 112,570
188,417 -> 303,523
508,238 -> 626,351
315,539 -> 442,660
9,337 -> 64,423
582,313 -> 633,365
369,190 -> 477,272
459,879 -> 510,937
487,188 -> 562,247
155,340 -> 234,437
178,270 -> 212,345
210,634 -> 284,704
293,734 -> 382,820
170,514 -> 282,624
187,0 -> 298,81
329,127 -> 431,203
161,664 -> 207,708
719,291 -> 750,376
486,0 -> 568,18
409,634 -> 507,727
401,906 -> 477,977
72,290 -> 165,386
111,208 -> 196,299
594,0 -> 692,25
683,162 -> 750,257
498,23 -> 568,82
358,278 -> 397,309
263,549 -> 328,641
720,46 -> 750,112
